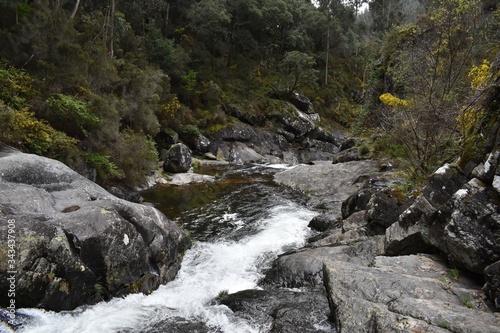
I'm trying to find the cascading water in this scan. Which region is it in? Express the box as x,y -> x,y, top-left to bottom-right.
7,165 -> 320,333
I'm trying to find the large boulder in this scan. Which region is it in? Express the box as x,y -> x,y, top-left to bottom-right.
324,254 -> 500,333
288,93 -> 314,114
297,140 -> 339,163
385,165 -> 500,274
385,165 -> 467,256
180,133 -> 211,154
274,160 -> 379,215
365,192 -> 402,234
0,150 -> 190,311
271,107 -> 316,138
428,179 -> 500,273
163,143 -> 192,173
331,147 -> 370,164
210,123 -> 290,162
212,141 -> 266,164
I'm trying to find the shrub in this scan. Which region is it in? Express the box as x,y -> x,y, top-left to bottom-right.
112,129 -> 158,187
379,93 -> 411,108
181,124 -> 201,136
85,153 -> 124,183
0,63 -> 33,110
46,93 -> 100,138
0,103 -> 79,161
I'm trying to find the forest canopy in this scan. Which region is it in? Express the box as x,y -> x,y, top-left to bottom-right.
0,0 -> 498,187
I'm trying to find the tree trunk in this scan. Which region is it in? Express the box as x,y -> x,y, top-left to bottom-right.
109,0 -> 115,58
325,15 -> 330,84
165,2 -> 170,35
70,0 -> 81,20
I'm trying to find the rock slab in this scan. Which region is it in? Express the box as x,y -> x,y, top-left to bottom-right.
324,254 -> 500,333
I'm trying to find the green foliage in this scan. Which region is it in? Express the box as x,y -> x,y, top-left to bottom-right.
46,94 -> 100,138
437,276 -> 448,284
371,0 -> 500,179
144,23 -> 181,75
450,268 -> 460,281
93,282 -> 105,294
85,153 -> 124,183
217,289 -> 229,299
116,63 -> 164,136
0,63 -> 33,109
182,124 -> 201,136
112,129 -> 158,187
276,51 -> 319,94
0,0 -> 496,191
458,292 -> 474,308
0,103 -> 79,161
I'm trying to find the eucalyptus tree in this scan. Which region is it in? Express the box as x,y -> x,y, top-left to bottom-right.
316,0 -> 355,84
369,0 -> 403,32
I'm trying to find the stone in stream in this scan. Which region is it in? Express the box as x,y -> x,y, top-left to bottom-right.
163,143 -> 193,173
0,149 -> 190,311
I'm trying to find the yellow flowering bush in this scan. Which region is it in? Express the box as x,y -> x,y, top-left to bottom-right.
0,103 -> 78,156
379,93 -> 411,108
468,59 -> 491,89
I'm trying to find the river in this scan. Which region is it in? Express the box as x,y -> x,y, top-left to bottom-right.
9,164 -> 328,333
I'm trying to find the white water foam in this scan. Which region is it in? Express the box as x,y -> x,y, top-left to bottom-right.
19,202 -> 317,333
259,163 -> 298,170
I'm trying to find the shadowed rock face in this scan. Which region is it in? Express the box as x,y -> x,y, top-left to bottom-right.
220,288 -> 334,333
0,150 -> 190,311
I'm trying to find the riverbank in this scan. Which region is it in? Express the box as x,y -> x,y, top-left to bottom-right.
263,159 -> 500,332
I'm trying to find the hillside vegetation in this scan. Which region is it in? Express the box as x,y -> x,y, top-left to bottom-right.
0,0 -> 499,188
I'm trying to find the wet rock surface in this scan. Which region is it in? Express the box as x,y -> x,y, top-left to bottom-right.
220,288 -> 333,333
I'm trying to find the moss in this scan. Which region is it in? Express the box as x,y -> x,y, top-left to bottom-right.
459,133 -> 487,169
59,281 -> 69,294
205,122 -> 230,135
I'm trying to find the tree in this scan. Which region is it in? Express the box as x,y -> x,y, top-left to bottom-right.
277,50 -> 319,94
260,0 -> 294,58
225,0 -> 262,66
144,23 -> 180,74
369,0 -> 403,32
317,0 -> 355,83
377,0 -> 498,176
186,0 -> 231,52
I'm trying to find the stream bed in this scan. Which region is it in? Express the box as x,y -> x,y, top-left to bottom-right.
11,164 -> 333,333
